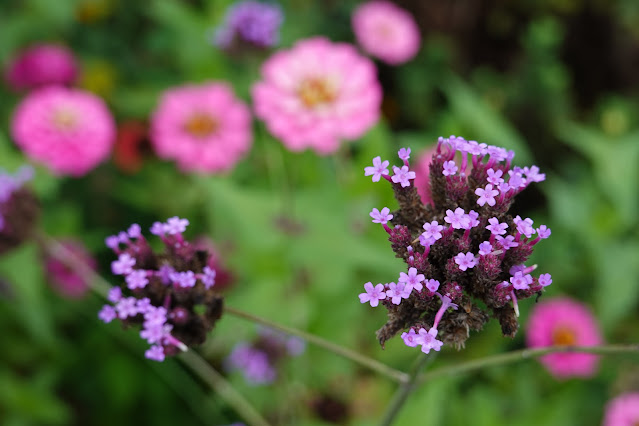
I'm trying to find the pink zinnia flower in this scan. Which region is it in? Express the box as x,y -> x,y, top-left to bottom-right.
45,239 -> 96,299
11,87 -> 115,176
5,44 -> 78,91
151,82 -> 252,173
603,392 -> 639,426
413,146 -> 437,205
526,297 -> 603,379
352,1 -> 420,65
252,37 -> 382,154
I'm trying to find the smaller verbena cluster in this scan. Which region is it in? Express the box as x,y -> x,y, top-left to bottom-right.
213,1 -> 283,50
98,217 -> 223,362
0,166 -> 38,255
359,137 -> 552,353
225,327 -> 305,385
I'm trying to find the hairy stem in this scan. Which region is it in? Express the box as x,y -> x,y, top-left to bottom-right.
224,305 -> 410,384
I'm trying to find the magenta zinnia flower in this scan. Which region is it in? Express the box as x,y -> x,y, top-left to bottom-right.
150,82 -> 252,173
413,146 -> 437,205
526,297 -> 603,379
5,44 -> 78,91
252,37 -> 382,154
11,87 -> 116,176
352,1 -> 421,65
603,393 -> 639,426
45,239 -> 96,299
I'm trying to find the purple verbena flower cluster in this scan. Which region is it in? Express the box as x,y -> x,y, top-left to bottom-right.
0,166 -> 38,254
99,217 -> 224,362
213,1 -> 283,50
360,136 -> 552,352
226,327 -> 305,385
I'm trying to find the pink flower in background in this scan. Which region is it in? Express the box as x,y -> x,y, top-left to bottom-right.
603,393 -> 639,426
5,44 -> 78,91
526,297 -> 603,379
352,1 -> 420,65
252,37 -> 382,154
413,146 -> 437,205
151,82 -> 252,173
11,87 -> 115,176
45,240 -> 97,299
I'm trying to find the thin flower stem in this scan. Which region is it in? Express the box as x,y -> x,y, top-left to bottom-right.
379,353 -> 437,426
179,350 -> 272,426
224,305 -> 410,384
416,344 -> 639,384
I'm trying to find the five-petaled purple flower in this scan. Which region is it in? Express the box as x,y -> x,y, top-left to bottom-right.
364,156 -> 390,182
398,147 -> 411,161
454,252 -> 478,271
444,208 -> 470,230
359,282 -> 386,307
538,273 -> 552,287
442,160 -> 457,176
486,217 -> 508,235
126,269 -> 149,290
398,267 -> 425,292
510,271 -> 533,290
391,165 -> 416,188
475,184 -> 499,207
370,207 -> 393,224
401,328 -> 421,347
112,253 -> 136,275
418,327 -> 443,354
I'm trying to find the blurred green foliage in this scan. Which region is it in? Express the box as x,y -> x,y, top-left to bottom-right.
1,0 -> 639,425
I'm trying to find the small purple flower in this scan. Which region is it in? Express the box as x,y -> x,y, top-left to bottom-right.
418,327 -> 443,354
425,279 -> 440,293
422,221 -> 443,241
359,282 -> 386,307
454,252 -> 478,271
401,328 -> 421,347
145,345 -> 165,362
98,305 -> 117,323
467,210 -> 480,228
398,147 -> 411,161
107,286 -> 122,303
510,271 -> 533,290
370,207 -> 393,224
487,145 -> 508,162
442,160 -> 457,176
538,273 -> 552,287
364,156 -> 390,182
150,221 -> 166,236
467,140 -> 487,156
486,217 -> 508,235
117,231 -> 130,244
386,282 -> 409,305
126,269 -> 149,290
157,264 -> 175,285
214,0 -> 283,49
116,297 -> 140,319
127,223 -> 142,239
201,266 -> 216,289
165,216 -> 189,235
486,168 -> 504,186
444,208 -> 470,230
523,165 -> 545,183
496,235 -> 518,250
398,267 -> 425,292
170,271 -> 197,288
478,241 -> 493,256
537,225 -> 551,239
144,305 -> 168,326
508,171 -> 526,190
105,235 -> 119,250
514,215 -> 535,238
475,184 -> 499,207
391,165 -> 416,188
111,253 -> 136,275
136,298 -> 152,313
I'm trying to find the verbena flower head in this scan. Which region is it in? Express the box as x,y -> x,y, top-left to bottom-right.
45,239 -> 96,299
252,37 -> 382,154
150,82 -> 252,173
5,44 -> 78,91
226,327 -> 305,385
0,166 -> 38,255
359,137 -> 552,353
11,87 -> 116,176
99,218 -> 225,362
213,1 -> 283,50
603,392 -> 639,426
526,297 -> 602,379
351,1 -> 420,65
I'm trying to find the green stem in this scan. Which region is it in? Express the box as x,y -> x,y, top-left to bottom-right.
224,305 -> 410,384
416,344 -> 639,384
379,353 -> 437,426
179,350 -> 272,426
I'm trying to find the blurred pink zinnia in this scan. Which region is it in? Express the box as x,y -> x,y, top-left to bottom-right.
252,37 -> 382,154
413,146 -> 437,205
5,44 -> 78,91
603,392 -> 639,426
352,1 -> 420,65
45,239 -> 96,299
11,87 -> 116,176
150,83 -> 252,173
526,297 -> 603,379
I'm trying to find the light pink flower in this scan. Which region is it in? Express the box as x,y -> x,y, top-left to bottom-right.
413,146 -> 437,205
252,37 -> 382,154
352,1 -> 420,65
45,239 -> 96,299
151,82 -> 252,173
11,87 -> 115,176
526,297 -> 603,379
5,44 -> 78,91
603,392 -> 639,426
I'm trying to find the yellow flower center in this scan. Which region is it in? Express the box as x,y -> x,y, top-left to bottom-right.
183,113 -> 218,139
52,108 -> 78,132
552,326 -> 577,346
297,78 -> 336,109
